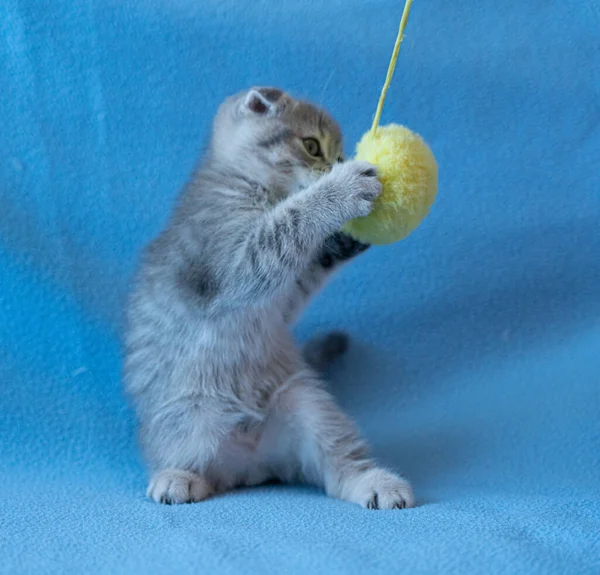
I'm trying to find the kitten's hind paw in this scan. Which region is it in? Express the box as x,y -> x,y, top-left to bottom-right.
147,469 -> 214,504
341,467 -> 415,510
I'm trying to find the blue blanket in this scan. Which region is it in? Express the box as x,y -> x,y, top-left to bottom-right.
1,1 -> 598,573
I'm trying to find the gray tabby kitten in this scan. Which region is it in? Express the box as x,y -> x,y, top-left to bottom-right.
124,87 -> 414,509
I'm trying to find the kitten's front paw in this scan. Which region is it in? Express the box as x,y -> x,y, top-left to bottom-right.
341,467 -> 415,510
147,469 -> 213,504
324,160 -> 382,222
321,232 -> 370,267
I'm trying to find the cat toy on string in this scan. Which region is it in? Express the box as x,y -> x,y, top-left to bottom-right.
342,0 -> 438,245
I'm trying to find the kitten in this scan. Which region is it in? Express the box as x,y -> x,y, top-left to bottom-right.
124,87 -> 414,509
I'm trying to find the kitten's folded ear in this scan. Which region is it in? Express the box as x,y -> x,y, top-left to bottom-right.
242,87 -> 285,116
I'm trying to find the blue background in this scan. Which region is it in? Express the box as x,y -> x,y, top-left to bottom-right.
1,1 -> 599,573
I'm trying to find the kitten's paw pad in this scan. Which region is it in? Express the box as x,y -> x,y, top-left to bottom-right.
344,467 -> 415,510
147,469 -> 213,505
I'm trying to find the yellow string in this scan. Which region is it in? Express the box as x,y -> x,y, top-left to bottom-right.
370,0 -> 414,136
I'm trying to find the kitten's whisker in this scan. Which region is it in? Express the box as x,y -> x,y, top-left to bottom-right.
319,69 -> 336,107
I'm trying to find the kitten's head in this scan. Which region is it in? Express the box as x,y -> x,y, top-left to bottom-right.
210,87 -> 344,189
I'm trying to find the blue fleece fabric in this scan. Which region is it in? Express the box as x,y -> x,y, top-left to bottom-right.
1,0 -> 599,573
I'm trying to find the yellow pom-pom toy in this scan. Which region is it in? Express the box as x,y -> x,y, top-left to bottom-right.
343,124 -> 438,245
343,0 -> 438,245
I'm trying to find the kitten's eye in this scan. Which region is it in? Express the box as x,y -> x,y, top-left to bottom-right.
302,138 -> 322,158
